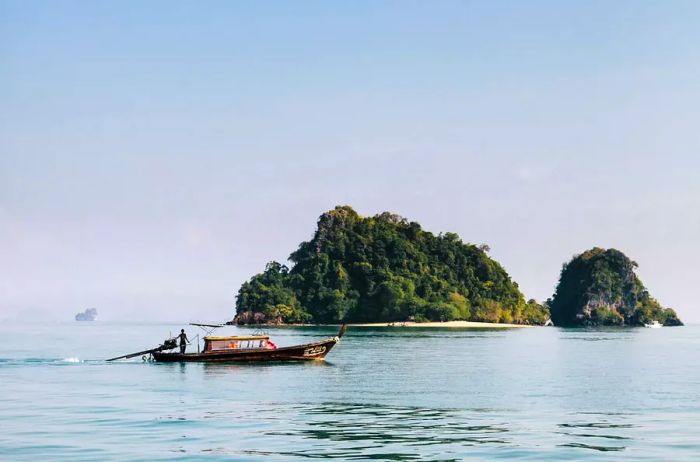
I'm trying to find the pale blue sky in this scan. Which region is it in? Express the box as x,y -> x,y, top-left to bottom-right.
2,1 -> 699,322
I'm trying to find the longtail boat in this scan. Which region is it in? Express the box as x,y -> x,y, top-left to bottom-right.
107,324 -> 347,363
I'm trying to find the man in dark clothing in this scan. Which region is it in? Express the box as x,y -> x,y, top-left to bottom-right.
178,329 -> 189,354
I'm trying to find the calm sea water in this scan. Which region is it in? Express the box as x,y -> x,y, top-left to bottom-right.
0,322 -> 698,461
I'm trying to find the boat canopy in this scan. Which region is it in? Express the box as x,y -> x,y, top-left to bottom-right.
203,335 -> 273,352
204,335 -> 269,341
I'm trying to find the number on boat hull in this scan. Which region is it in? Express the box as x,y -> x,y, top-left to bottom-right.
303,346 -> 326,357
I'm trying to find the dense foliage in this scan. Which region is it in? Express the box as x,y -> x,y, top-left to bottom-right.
234,206 -> 549,325
549,248 -> 682,326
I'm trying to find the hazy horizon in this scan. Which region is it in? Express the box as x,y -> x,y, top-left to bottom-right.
2,1 -> 699,323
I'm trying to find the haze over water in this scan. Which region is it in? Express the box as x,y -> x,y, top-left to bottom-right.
1,323 -> 698,461
2,1 -> 700,324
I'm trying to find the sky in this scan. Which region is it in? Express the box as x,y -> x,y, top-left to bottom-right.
1,0 -> 699,323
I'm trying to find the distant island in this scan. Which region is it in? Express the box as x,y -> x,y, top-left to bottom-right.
233,206 -> 549,326
75,308 -> 98,321
549,248 -> 682,326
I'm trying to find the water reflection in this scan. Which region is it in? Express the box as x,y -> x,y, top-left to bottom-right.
200,360 -> 332,376
558,442 -> 626,452
202,403 -> 638,458
561,327 -> 640,342
201,402 -> 512,460
556,416 -> 635,452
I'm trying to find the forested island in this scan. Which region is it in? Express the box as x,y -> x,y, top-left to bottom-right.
75,308 -> 98,321
233,206 -> 549,325
548,248 -> 682,326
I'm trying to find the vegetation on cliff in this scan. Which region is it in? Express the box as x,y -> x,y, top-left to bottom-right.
549,248 -> 682,326
234,206 -> 549,325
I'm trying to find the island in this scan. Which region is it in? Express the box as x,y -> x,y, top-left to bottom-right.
233,206 -> 549,326
548,248 -> 682,326
75,308 -> 98,321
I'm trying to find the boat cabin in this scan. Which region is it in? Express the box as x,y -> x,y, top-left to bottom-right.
203,335 -> 276,352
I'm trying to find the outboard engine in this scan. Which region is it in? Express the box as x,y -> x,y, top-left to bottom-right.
163,338 -> 178,350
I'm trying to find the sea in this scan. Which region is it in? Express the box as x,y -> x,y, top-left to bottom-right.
1,322 -> 698,461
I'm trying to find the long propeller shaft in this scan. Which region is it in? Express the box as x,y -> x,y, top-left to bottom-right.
106,346 -> 165,362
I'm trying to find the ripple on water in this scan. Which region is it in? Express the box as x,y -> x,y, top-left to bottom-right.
179,402 -> 518,460
554,415 -> 637,453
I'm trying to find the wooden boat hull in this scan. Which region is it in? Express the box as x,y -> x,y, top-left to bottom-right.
151,336 -> 339,362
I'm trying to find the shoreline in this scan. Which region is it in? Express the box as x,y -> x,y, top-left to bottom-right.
234,320 -> 538,329
341,321 -> 535,328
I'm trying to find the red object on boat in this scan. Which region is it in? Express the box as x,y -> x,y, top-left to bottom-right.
267,340 -> 277,350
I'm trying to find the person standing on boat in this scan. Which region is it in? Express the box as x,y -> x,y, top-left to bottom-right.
178,329 -> 189,354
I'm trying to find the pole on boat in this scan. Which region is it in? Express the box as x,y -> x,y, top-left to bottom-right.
338,324 -> 348,339
107,322 -> 221,362
106,346 -> 164,362
106,338 -> 178,362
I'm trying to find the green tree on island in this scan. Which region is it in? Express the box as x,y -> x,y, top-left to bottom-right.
234,206 -> 549,325
549,248 -> 682,327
